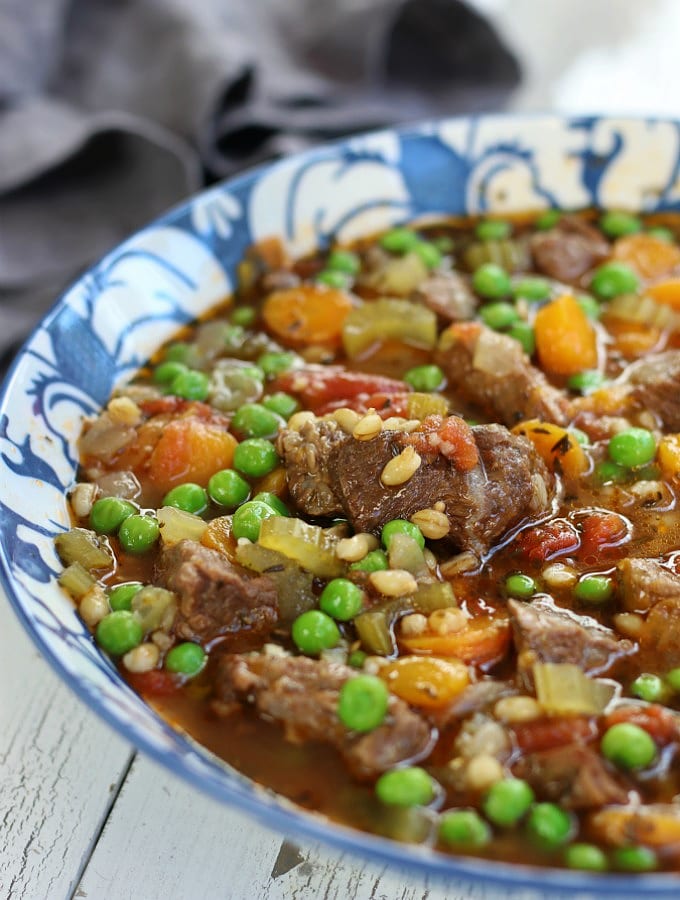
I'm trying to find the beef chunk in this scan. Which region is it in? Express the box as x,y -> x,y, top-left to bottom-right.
530,215 -> 609,283
640,598 -> 680,669
436,323 -> 570,427
618,557 -> 680,613
514,744 -> 630,809
413,271 -> 477,322
213,653 -> 433,779
275,418 -> 347,517
329,423 -> 555,556
624,351 -> 680,431
155,541 -> 278,643
508,597 -> 635,687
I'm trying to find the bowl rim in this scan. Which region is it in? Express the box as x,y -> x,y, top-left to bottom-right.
2,111 -> 680,897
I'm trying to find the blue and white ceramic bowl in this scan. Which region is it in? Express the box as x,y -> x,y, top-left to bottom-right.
3,114 -> 680,898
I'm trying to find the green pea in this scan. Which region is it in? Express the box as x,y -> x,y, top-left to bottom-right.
89,497 -> 136,535
108,582 -> 143,612
317,269 -> 351,289
472,263 -> 511,299
564,843 -> 608,872
348,649 -> 367,669
162,483 -> 208,515
594,460 -> 629,485
233,438 -> 280,477
381,519 -> 425,551
511,277 -> 550,301
223,325 -> 246,349
439,809 -> 491,849
118,515 -> 160,554
505,573 -> 537,599
230,306 -> 257,327
208,469 -> 250,508
96,610 -> 143,656
574,575 -> 613,604
567,370 -> 607,395
433,235 -> 454,254
253,492 -> 290,517
590,262 -> 639,300
647,226 -> 674,243
608,427 -> 656,468
349,549 -> 388,573
232,403 -> 284,439
257,352 -> 298,378
412,240 -> 442,270
631,673 -> 667,703
535,209 -> 561,230
320,578 -> 364,621
170,369 -> 210,402
483,778 -> 534,827
338,674 -> 389,731
291,609 -> 340,655
526,803 -> 573,850
231,500 -> 278,542
164,342 -> 192,364
165,642 -> 206,677
577,294 -> 601,320
480,301 -> 520,330
665,667 -> 680,692
571,428 -> 590,446
475,219 -> 512,241
380,227 -> 419,254
612,845 -> 657,872
153,360 -> 188,385
601,722 -> 656,770
262,392 -> 299,419
327,249 -> 361,275
508,321 -> 536,356
600,210 -> 642,238
404,364 -> 444,392
375,767 -> 436,807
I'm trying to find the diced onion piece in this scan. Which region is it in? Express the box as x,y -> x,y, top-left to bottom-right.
366,251 -> 429,295
533,663 -> 616,715
472,328 -> 524,376
157,506 -> 207,546
342,298 -> 437,359
258,517 -> 342,577
387,533 -> 428,576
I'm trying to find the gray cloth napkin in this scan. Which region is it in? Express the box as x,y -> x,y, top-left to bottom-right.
0,0 -> 519,372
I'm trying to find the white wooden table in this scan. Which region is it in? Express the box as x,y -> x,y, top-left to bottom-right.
0,588 -> 484,900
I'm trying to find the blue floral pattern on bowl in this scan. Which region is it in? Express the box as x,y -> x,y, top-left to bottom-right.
3,115 -> 680,898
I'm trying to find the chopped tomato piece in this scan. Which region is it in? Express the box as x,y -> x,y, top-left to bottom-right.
604,704 -> 679,746
513,716 -> 597,753
515,519 -> 580,562
127,669 -> 180,696
575,511 -> 631,563
402,415 -> 479,471
398,616 -> 510,668
274,366 -> 408,414
315,391 -> 412,417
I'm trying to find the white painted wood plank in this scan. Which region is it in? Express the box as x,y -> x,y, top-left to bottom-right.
77,754 -> 478,900
0,592 -> 134,900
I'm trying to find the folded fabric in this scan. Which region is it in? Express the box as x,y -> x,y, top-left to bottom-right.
0,0 -> 519,373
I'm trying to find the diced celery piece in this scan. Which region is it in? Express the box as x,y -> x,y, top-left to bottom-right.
131,586 -> 177,633
157,506 -> 207,546
54,528 -> 113,570
58,562 -> 96,599
258,517 -> 343,578
533,663 -> 616,715
413,580 -> 456,613
342,299 -> 437,359
405,392 -> 449,420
